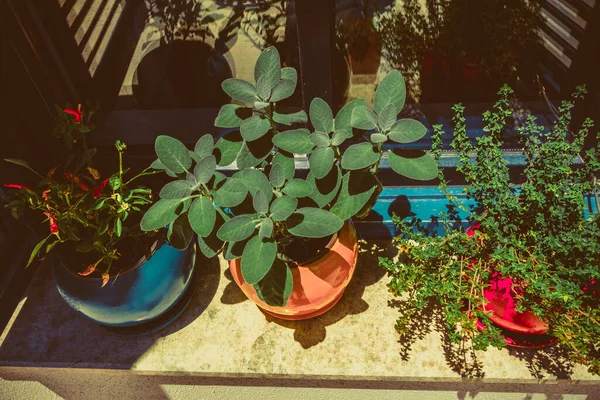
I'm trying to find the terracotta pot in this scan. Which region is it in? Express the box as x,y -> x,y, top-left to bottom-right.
466,224 -> 549,338
229,220 -> 358,320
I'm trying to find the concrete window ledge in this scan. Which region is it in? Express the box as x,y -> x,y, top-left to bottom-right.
0,242 -> 599,399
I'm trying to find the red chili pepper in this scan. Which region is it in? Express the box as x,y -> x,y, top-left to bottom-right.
4,183 -> 31,190
65,172 -> 73,181
47,164 -> 60,178
92,178 -> 109,198
63,108 -> 82,123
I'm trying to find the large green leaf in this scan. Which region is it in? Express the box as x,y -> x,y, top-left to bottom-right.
310,97 -> 334,133
194,134 -> 214,160
159,180 -> 192,199
240,116 -> 271,141
168,213 -> 194,250
387,150 -> 438,180
373,70 -> 406,115
270,195 -> 298,221
215,131 -> 243,166
196,211 -> 226,258
155,135 -> 191,173
253,258 -> 293,307
272,129 -> 313,154
309,132 -> 331,148
306,165 -> 342,208
188,196 -> 216,237
254,46 -> 281,89
273,151 -> 295,181
334,98 -> 367,132
270,79 -> 296,102
214,177 -> 248,207
214,104 -> 247,128
238,168 -> 273,202
330,170 -> 378,220
286,208 -> 344,238
217,215 -> 256,242
281,67 -> 297,85
341,142 -> 379,170
140,198 -> 187,231
388,118 -> 428,143
273,110 -> 308,126
221,78 -> 258,103
253,190 -> 270,214
309,146 -> 335,179
241,236 -> 277,284
331,129 -> 353,146
256,75 -> 272,100
282,179 -> 312,198
351,106 -> 378,130
378,103 -> 397,132
194,155 -> 216,184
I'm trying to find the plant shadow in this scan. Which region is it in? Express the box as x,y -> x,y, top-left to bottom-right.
507,344 -> 575,380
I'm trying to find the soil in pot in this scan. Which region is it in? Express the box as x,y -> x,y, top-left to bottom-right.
133,41 -> 232,109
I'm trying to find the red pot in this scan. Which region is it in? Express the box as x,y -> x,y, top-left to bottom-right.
229,220 -> 358,320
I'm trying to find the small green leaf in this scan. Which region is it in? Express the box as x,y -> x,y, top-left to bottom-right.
273,110 -> 308,126
194,134 -> 214,160
215,104 -> 246,128
270,195 -> 298,221
259,217 -> 274,238
286,208 -> 344,238
254,46 -> 281,90
155,135 -> 192,173
331,129 -> 353,146
241,236 -> 277,284
341,142 -> 379,170
217,215 -> 256,242
370,133 -> 388,144
238,168 -> 273,202
387,150 -> 438,180
221,78 -> 258,103
373,70 -> 406,115
150,159 -> 166,170
26,234 -> 52,267
309,146 -> 335,179
351,106 -> 378,130
215,131 -> 244,166
214,177 -> 248,207
310,97 -> 334,133
256,75 -> 272,100
270,79 -> 296,102
309,132 -> 331,148
159,180 -> 192,199
114,218 -> 122,237
378,103 -> 397,132
253,190 -> 270,214
269,163 -> 285,187
240,116 -> 271,141
188,196 -> 216,237
335,98 -> 367,132
272,129 -> 313,153
282,179 -> 313,198
389,119 -> 428,143
273,151 -> 295,181
253,258 -> 293,307
254,101 -> 269,109
194,155 -> 216,184
141,198 -> 187,231
281,67 -> 297,85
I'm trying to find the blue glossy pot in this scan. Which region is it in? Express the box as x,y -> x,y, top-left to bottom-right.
53,238 -> 196,328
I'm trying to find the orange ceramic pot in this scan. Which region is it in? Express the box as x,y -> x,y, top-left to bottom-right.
229,220 -> 358,320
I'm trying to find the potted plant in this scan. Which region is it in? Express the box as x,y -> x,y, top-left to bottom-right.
380,85 -> 600,374
141,46 -> 438,319
2,105 -> 196,332
134,0 -> 233,108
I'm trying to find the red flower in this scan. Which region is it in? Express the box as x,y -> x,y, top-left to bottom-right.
4,183 -> 31,190
63,105 -> 83,123
65,172 -> 73,181
92,178 -> 109,198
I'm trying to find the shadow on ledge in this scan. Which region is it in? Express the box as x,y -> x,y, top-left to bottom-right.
0,251 -> 220,368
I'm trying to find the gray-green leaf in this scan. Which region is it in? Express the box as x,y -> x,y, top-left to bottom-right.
222,78 -> 258,103
388,118 -> 428,143
272,129 -> 313,154
387,150 -> 438,180
309,132 -> 331,148
334,98 -> 367,132
215,131 -> 243,166
282,179 -> 312,198
310,97 -> 334,133
270,79 -> 296,102
378,103 -> 397,132
194,155 -> 216,184
270,195 -> 298,221
240,115 -> 271,141
341,142 -> 379,170
155,135 -> 191,173
309,146 -> 335,179
215,104 -> 245,128
259,217 -> 274,239
281,67 -> 297,85
241,236 -> 277,284
217,215 -> 256,242
254,46 -> 281,90
214,177 -> 248,207
370,133 -> 388,144
253,190 -> 270,214
373,70 -> 406,115
273,151 -> 295,181
330,170 -> 378,220
188,196 -> 216,237
273,110 -> 308,126
194,134 -> 214,160
351,106 -> 378,130
256,75 -> 272,100
269,163 -> 285,187
286,208 -> 344,238
159,180 -> 192,199
140,198 -> 187,231
331,129 -> 353,146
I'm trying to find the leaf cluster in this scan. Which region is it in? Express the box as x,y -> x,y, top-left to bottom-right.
143,46 -> 438,307
381,85 -> 600,374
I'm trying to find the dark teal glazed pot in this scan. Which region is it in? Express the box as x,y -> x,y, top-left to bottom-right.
53,237 -> 195,331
